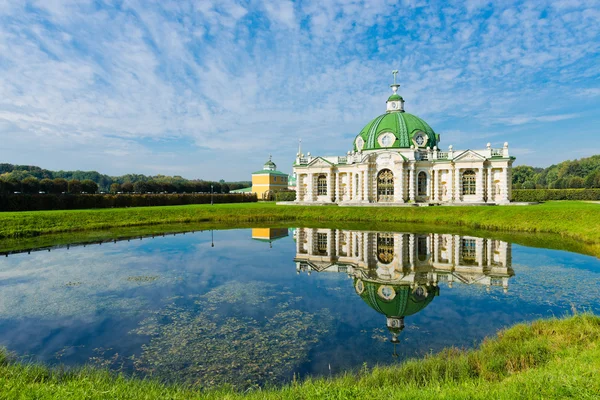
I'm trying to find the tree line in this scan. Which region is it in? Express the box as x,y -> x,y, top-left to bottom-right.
0,163 -> 251,195
512,155 -> 600,189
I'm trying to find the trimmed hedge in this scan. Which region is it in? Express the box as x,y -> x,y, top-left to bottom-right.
275,190 -> 296,202
513,189 -> 600,202
0,193 -> 257,212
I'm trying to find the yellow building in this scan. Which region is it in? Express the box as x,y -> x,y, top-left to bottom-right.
251,156 -> 289,200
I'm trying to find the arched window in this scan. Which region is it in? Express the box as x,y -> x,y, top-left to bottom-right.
417,171 -> 427,196
377,233 -> 394,264
377,169 -> 394,202
317,174 -> 327,196
462,170 -> 476,195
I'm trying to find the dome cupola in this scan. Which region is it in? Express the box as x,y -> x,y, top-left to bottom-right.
353,72 -> 440,152
263,155 -> 276,171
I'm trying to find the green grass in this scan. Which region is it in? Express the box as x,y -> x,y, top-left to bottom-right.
1,314 -> 599,399
1,202 -> 600,256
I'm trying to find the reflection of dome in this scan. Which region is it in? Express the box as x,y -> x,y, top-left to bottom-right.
355,279 -> 438,347
354,112 -> 439,151
356,280 -> 438,318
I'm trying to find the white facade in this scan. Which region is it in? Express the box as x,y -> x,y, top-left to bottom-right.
294,228 -> 513,292
292,82 -> 514,205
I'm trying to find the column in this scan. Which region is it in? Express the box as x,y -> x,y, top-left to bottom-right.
476,167 -> 484,202
296,174 -> 302,201
454,235 -> 460,266
409,234 -> 415,270
326,172 -> 332,202
486,239 -> 493,267
486,166 -> 493,203
501,168 -> 509,203
476,238 -> 484,268
433,234 -> 439,265
447,168 -> 453,202
334,172 -> 341,203
362,171 -> 369,201
307,173 -> 314,202
454,167 -> 461,202
398,234 -> 405,270
408,165 -> 415,202
431,169 -> 441,201
307,229 -> 314,255
398,165 -> 405,202
348,172 -> 353,201
356,171 -> 360,201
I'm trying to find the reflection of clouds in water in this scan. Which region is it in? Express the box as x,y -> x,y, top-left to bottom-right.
0,245 -> 175,319
0,229 -> 295,321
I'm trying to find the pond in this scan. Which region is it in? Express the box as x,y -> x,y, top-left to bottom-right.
0,226 -> 599,389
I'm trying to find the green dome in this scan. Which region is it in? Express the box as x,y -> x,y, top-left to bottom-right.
354,112 -> 439,151
357,280 -> 438,318
387,94 -> 403,101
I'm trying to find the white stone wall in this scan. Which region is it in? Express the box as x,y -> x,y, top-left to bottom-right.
293,147 -> 513,204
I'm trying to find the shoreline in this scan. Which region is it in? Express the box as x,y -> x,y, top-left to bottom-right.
0,202 -> 599,254
0,314 -> 598,399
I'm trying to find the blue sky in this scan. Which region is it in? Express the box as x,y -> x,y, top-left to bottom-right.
0,0 -> 599,180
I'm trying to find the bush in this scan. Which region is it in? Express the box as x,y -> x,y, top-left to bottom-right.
512,189 -> 600,202
275,190 -> 296,202
0,193 -> 257,212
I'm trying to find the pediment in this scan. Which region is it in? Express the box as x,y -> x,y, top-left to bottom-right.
307,157 -> 334,168
452,273 -> 487,285
453,150 -> 486,162
304,260 -> 335,272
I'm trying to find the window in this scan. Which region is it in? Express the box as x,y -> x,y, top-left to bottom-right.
274,176 -> 277,182
377,169 -> 394,202
317,174 -> 327,196
462,170 -> 476,195
461,238 -> 476,265
377,233 -> 394,263
417,171 -> 427,196
417,236 -> 428,262
315,232 -> 328,254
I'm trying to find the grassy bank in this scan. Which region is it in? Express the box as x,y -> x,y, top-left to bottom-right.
1,314 -> 599,399
1,201 -> 599,248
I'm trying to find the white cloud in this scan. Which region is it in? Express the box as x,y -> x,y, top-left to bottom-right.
0,0 -> 599,178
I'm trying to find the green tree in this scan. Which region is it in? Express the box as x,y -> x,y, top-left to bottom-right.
52,178 -> 68,194
110,183 -> 121,193
121,182 -> 134,193
21,177 -> 40,194
133,181 -> 149,193
81,179 -> 98,194
68,179 -> 82,194
39,178 -> 54,193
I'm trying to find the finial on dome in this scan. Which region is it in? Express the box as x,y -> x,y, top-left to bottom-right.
387,70 -> 404,112
390,70 -> 400,94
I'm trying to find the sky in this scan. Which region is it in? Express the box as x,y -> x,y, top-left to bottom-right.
0,0 -> 599,180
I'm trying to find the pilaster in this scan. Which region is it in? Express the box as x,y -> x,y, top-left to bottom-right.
486,166 -> 493,203
408,164 -> 415,202
476,167 -> 484,202
454,167 -> 461,203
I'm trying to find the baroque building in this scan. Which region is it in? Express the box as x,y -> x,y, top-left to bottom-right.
292,75 -> 515,205
251,156 -> 289,200
293,228 -> 513,345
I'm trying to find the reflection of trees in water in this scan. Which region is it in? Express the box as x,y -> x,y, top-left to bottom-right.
132,281 -> 333,389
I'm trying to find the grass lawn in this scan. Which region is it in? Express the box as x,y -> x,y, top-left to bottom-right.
1,314 -> 598,399
0,201 -> 599,255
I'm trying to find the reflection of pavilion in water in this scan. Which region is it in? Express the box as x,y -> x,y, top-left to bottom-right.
293,228 -> 513,349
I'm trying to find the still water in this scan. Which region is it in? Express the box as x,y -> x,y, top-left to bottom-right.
0,227 -> 599,389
